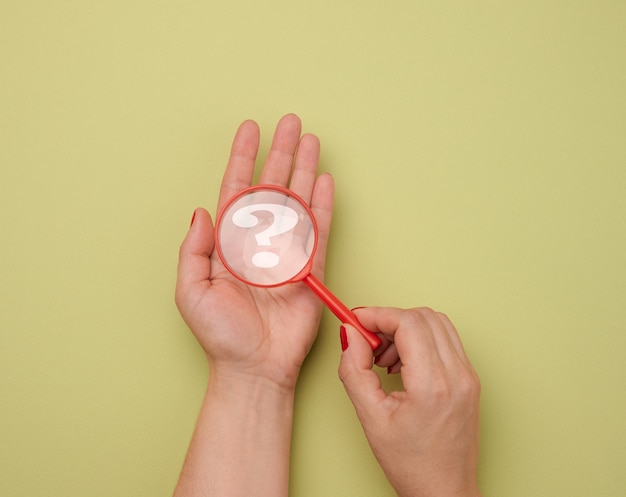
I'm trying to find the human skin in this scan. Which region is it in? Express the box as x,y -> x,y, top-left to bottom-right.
339,307 -> 483,497
173,114 -> 483,497
173,114 -> 334,497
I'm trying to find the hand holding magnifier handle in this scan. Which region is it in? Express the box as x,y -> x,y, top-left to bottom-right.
303,273 -> 381,350
216,185 -> 382,351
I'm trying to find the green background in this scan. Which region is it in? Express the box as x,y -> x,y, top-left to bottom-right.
2,1 -> 625,495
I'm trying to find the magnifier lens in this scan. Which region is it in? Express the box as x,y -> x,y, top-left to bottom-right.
216,185 -> 382,350
216,187 -> 317,287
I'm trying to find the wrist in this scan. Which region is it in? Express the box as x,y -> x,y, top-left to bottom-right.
207,353 -> 302,394
207,365 -> 298,405
396,488 -> 482,497
391,471 -> 481,497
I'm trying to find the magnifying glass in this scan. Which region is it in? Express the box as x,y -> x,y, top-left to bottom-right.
215,185 -> 381,350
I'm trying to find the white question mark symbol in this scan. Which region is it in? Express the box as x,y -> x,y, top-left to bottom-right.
231,203 -> 299,268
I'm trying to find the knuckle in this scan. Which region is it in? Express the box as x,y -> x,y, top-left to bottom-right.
431,378 -> 452,400
174,288 -> 183,310
404,307 -> 427,326
337,363 -> 351,384
178,241 -> 186,259
456,370 -> 481,400
436,310 -> 450,321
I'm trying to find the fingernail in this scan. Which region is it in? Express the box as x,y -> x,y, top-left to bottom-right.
351,306 -> 366,312
340,325 -> 349,351
387,366 -> 393,375
190,210 -> 197,227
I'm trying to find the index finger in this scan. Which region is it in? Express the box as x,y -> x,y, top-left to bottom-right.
353,307 -> 440,371
217,119 -> 260,211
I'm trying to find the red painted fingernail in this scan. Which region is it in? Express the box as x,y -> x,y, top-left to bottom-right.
190,210 -> 197,227
340,325 -> 349,351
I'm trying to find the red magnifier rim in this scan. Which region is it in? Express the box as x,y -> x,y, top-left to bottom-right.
214,184 -> 319,288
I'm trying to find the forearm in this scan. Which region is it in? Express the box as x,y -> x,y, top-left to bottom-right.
173,370 -> 296,497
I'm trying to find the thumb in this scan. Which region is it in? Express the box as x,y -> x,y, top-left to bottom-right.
176,208 -> 215,292
338,325 -> 387,418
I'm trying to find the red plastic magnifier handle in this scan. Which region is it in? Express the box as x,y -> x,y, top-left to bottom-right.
304,273 -> 381,350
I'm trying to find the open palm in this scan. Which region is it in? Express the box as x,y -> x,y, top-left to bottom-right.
175,115 -> 334,389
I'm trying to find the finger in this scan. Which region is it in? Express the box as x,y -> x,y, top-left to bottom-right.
353,307 -> 440,371
373,341 -> 400,369
437,312 -> 476,371
372,332 -> 393,354
415,309 -> 477,378
387,359 -> 402,375
218,120 -> 260,210
258,114 -> 302,186
288,133 -> 320,203
418,308 -> 465,368
309,173 -> 334,277
338,325 -> 388,419
176,208 -> 214,299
